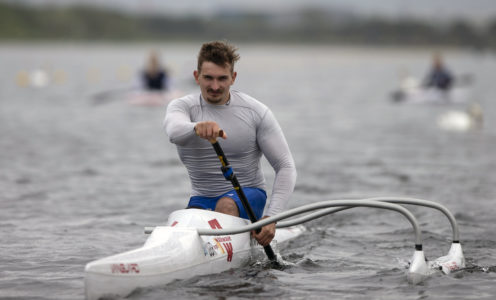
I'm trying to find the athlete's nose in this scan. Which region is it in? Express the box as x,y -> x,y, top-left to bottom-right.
211,79 -> 220,90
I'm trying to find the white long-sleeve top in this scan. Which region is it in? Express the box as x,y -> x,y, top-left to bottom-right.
163,90 -> 296,217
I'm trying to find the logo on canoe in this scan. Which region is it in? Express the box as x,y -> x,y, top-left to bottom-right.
442,261 -> 461,272
204,242 -> 216,257
208,218 -> 234,262
208,219 -> 222,229
110,263 -> 140,274
223,242 -> 233,262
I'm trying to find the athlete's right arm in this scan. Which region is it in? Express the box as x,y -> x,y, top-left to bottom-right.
163,99 -> 197,145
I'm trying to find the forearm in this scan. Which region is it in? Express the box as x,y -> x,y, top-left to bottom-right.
257,110 -> 297,217
265,163 -> 297,216
163,102 -> 197,145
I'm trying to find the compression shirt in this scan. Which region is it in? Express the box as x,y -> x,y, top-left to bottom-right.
163,90 -> 296,217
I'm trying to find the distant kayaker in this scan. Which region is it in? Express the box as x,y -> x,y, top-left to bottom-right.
143,50 -> 168,91
164,41 -> 297,247
424,53 -> 453,91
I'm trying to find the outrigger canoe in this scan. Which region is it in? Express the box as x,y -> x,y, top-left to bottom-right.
390,76 -> 473,104
84,209 -> 305,300
84,197 -> 466,299
391,86 -> 472,104
127,89 -> 184,107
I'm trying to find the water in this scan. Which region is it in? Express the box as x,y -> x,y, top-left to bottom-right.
1,43 -> 495,299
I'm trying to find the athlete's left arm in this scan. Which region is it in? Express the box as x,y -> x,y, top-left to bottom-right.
256,109 -> 297,217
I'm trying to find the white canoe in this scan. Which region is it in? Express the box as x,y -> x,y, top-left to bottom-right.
391,76 -> 473,104
127,90 -> 184,107
84,209 -> 305,300
391,86 -> 472,104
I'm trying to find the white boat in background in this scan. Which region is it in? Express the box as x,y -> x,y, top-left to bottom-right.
127,89 -> 184,107
84,209 -> 305,300
391,76 -> 473,104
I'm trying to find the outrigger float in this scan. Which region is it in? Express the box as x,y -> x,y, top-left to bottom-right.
84,138 -> 465,299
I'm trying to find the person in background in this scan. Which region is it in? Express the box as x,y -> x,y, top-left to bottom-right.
143,50 -> 168,91
424,53 -> 453,91
163,41 -> 297,247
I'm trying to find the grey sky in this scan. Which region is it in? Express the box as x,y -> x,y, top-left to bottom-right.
10,0 -> 496,24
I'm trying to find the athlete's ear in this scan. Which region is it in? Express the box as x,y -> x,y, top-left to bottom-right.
193,70 -> 200,84
231,71 -> 237,85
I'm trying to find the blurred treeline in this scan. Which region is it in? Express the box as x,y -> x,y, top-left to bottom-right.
1,2 -> 495,50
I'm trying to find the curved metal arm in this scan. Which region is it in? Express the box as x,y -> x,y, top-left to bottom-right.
197,199 -> 423,246
276,197 -> 460,242
368,197 -> 459,242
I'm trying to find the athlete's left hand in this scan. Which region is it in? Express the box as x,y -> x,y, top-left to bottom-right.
252,216 -> 275,246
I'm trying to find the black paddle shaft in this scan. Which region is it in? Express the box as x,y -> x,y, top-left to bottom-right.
211,142 -> 259,225
210,139 -> 277,262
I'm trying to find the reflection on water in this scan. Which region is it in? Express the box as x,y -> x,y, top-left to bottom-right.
1,43 -> 495,299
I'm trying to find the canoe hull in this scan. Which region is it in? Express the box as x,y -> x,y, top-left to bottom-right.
84,209 -> 304,299
391,86 -> 471,104
127,90 -> 183,106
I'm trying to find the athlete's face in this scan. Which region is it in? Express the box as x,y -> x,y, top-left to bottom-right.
194,61 -> 236,105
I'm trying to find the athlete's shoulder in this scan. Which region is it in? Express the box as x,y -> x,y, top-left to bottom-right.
169,93 -> 200,108
231,90 -> 268,111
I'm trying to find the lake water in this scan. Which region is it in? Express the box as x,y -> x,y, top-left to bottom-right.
1,43 -> 495,299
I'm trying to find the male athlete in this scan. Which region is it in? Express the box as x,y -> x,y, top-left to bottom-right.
164,41 -> 296,246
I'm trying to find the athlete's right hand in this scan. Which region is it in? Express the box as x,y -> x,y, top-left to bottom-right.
194,121 -> 227,141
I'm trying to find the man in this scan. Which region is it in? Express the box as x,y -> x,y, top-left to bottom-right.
424,53 -> 453,91
142,50 -> 168,91
164,41 -> 296,247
